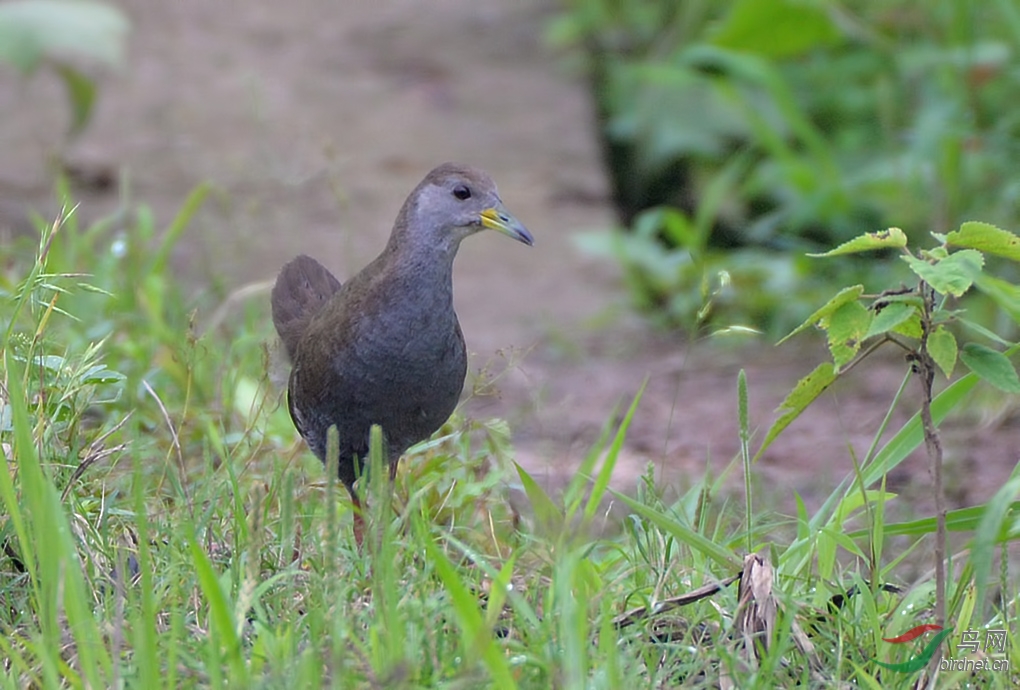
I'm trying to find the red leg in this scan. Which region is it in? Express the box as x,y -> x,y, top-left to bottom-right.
388,461 -> 401,522
349,490 -> 365,550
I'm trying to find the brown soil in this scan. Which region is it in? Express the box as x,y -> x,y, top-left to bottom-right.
2,0 -> 1017,519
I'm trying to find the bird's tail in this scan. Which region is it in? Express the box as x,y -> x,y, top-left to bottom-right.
271,254 -> 343,361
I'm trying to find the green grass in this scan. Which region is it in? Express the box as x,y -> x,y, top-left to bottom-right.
1,197 -> 1018,688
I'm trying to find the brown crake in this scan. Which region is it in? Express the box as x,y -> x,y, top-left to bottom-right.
271,163 -> 533,545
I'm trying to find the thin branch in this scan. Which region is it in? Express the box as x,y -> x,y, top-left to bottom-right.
837,335 -> 894,376
916,282 -> 947,652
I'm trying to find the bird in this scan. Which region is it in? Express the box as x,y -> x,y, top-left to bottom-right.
271,162 -> 533,546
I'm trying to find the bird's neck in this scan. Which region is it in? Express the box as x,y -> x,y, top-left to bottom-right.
380,238 -> 459,316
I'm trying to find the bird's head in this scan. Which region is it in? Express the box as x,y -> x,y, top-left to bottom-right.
395,162 -> 534,252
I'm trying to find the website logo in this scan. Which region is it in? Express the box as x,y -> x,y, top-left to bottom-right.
874,624 -> 953,673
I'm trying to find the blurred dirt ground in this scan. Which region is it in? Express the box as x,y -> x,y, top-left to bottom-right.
2,0 -> 1018,517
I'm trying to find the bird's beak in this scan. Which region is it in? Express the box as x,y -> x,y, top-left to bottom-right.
481,206 -> 534,246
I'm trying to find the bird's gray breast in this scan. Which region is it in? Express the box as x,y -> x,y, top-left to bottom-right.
347,304 -> 467,449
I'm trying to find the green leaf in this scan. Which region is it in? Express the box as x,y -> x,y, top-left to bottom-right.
582,381 -> 645,524
514,462 -> 563,534
975,273 -> 1020,325
807,227 -> 907,257
78,364 -> 125,384
0,17 -> 40,72
0,0 -> 128,74
754,362 -> 837,462
901,249 -> 984,297
778,285 -> 864,344
973,472 -> 1020,610
928,326 -> 957,379
422,534 -> 517,687
711,0 -> 842,59
611,490 -> 742,570
826,301 -> 871,369
32,354 -> 67,371
960,342 -> 1020,393
188,531 -> 246,682
864,302 -> 913,340
483,555 -> 518,633
893,313 -> 923,338
54,63 -> 96,137
946,221 -> 1020,262
851,501 -> 1020,539
959,317 -> 1014,348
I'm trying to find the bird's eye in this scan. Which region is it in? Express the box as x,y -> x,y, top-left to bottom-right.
453,185 -> 471,200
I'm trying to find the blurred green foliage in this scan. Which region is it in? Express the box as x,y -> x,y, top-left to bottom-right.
553,0 -> 1020,333
0,0 -> 128,138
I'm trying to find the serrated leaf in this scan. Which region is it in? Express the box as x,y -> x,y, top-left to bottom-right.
827,301 -> 871,369
807,227 -> 907,257
892,313 -> 922,338
946,221 -> 1020,262
901,249 -> 984,297
960,342 -> 1020,393
864,302 -> 914,340
753,362 -> 837,462
778,285 -> 864,344
873,292 -> 924,309
928,326 -> 957,378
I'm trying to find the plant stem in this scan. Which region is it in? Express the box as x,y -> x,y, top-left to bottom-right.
738,370 -> 751,554
916,283 -> 947,633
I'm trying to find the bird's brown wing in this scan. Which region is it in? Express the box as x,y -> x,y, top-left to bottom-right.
271,254 -> 343,361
